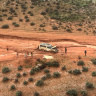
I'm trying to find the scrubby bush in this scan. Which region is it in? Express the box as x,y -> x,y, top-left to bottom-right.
2,77 -> 9,82
35,80 -> 44,87
77,60 -> 85,66
2,67 -> 10,74
66,29 -> 72,33
66,89 -> 78,96
81,90 -> 88,96
86,82 -> 94,89
91,59 -> 96,65
14,23 -> 20,27
44,69 -> 50,73
19,19 -> 23,22
8,16 -> 13,20
41,76 -> 47,81
23,81 -> 28,85
68,70 -> 73,74
61,66 -> 66,71
52,25 -> 58,30
82,67 -> 88,72
14,78 -> 18,83
40,24 -> 45,27
34,92 -> 40,96
18,66 -> 23,71
28,78 -> 33,82
1,24 -> 9,29
23,72 -> 27,76
53,72 -> 61,78
46,61 -> 59,67
46,73 -> 51,79
16,73 -> 21,78
16,91 -> 22,96
41,11 -> 46,15
30,22 -> 35,26
92,71 -> 96,77
73,69 -> 81,75
30,69 -> 35,75
10,85 -> 16,90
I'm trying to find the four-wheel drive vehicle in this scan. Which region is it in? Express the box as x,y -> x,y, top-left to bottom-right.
38,43 -> 58,53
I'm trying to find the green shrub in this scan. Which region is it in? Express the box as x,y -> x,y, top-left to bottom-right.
44,69 -> 50,73
8,16 -> 13,20
23,72 -> 27,76
34,92 -> 40,96
41,11 -> 46,15
40,24 -> 45,27
86,82 -> 94,89
30,70 -> 35,75
2,77 -> 9,82
46,73 -> 51,79
92,71 -> 96,77
77,28 -> 82,31
77,60 -> 85,66
73,69 -> 81,75
35,80 -> 44,87
52,26 -> 58,30
18,66 -> 23,71
30,22 -> 35,26
91,59 -> 96,65
16,73 -> 21,78
46,61 -> 60,67
53,72 -> 61,78
16,91 -> 22,96
61,66 -> 66,71
10,85 -> 16,90
2,67 -> 10,74
66,29 -> 72,33
28,78 -> 33,82
1,24 -> 9,29
82,67 -> 88,72
81,90 -> 88,96
14,78 -> 18,83
41,76 -> 47,81
66,89 -> 78,96
23,81 -> 28,85
68,70 -> 73,74
14,23 -> 20,27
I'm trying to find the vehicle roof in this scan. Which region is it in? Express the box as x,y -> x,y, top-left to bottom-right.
40,43 -> 52,47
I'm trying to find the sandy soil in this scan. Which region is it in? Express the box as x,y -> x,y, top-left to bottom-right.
0,30 -> 96,96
